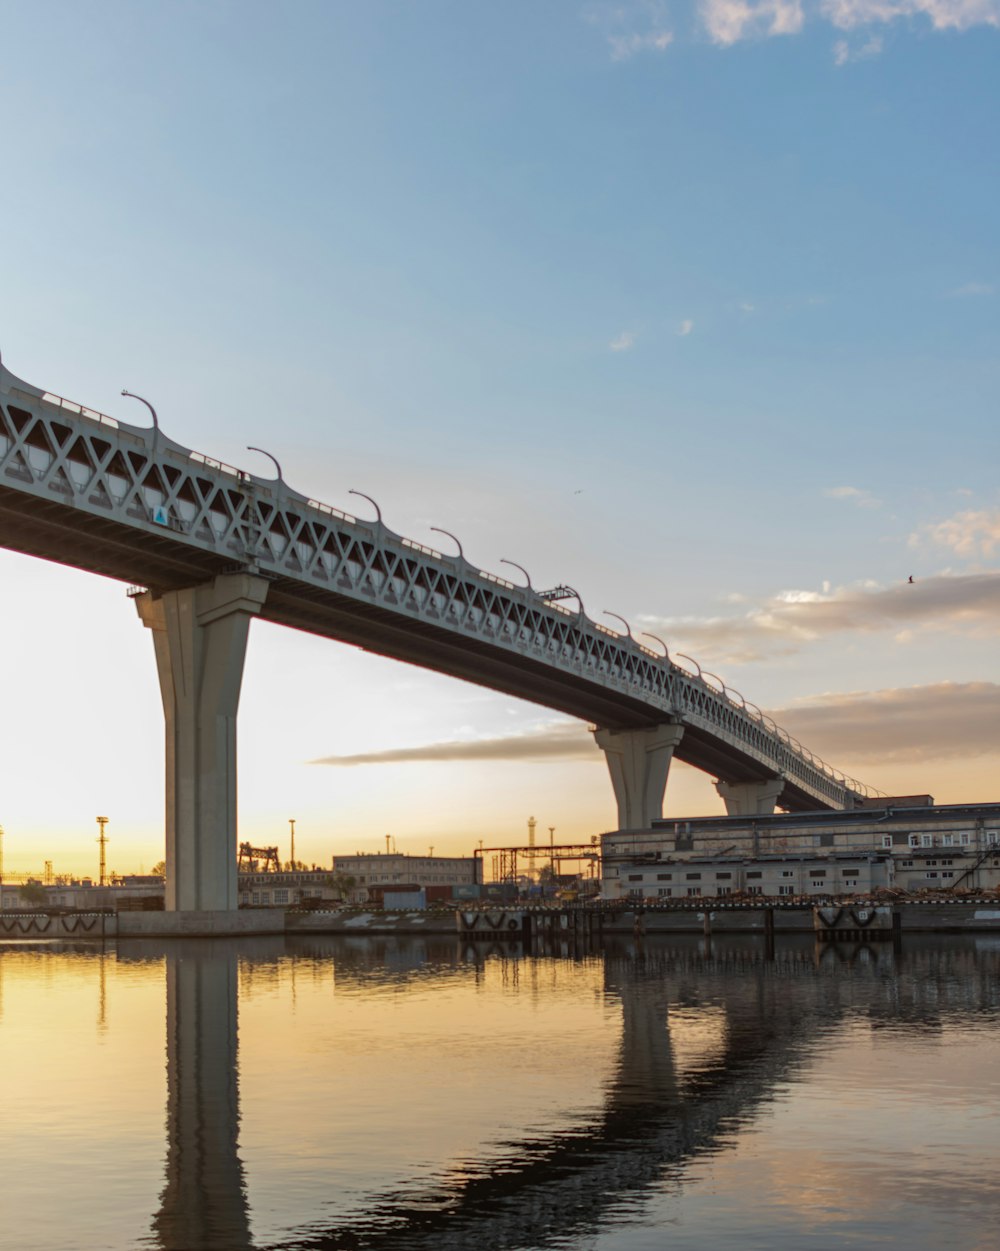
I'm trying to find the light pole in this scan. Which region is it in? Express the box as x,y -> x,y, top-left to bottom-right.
96,816 -> 110,887
289,819 -> 296,870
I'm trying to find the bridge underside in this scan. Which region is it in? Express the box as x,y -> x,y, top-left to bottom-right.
0,485 -> 824,811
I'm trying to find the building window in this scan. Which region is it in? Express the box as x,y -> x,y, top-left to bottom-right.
778,885 -> 794,896
943,835 -> 954,847
926,872 -> 938,879
882,835 -> 893,849
657,873 -> 672,881
628,874 -> 643,882
716,872 -> 732,880
941,859 -> 953,866
658,888 -> 672,897
942,872 -> 955,879
274,889 -> 289,904
746,885 -> 762,896
718,886 -> 732,896
628,888 -> 643,898
686,873 -> 702,881
901,860 -> 913,868
908,835 -> 920,847
809,870 -> 827,878
842,870 -> 860,878
926,860 -> 938,867
960,833 -> 971,846
687,887 -> 701,896
746,871 -> 762,880
781,870 -> 795,878
921,835 -> 933,847
252,892 -> 260,905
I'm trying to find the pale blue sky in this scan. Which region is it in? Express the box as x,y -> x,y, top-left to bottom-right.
1,1 -> 997,872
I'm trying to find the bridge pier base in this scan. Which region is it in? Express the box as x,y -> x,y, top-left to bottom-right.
136,574 -> 269,912
715,778 -> 785,816
594,723 -> 685,830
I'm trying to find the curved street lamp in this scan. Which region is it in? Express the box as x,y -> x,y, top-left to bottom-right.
640,632 -> 670,659
499,558 -> 532,589
246,446 -> 284,482
348,489 -> 383,525
121,391 -> 160,459
676,652 -> 702,678
602,611 -> 633,640
430,527 -> 464,560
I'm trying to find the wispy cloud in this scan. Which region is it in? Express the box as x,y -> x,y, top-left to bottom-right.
639,570 -> 1000,663
700,0 -> 805,44
312,720 -> 597,767
609,330 -> 636,352
678,318 -> 694,336
585,2 -> 674,59
820,0 -> 1000,32
912,508 -> 1000,558
770,681 -> 1000,763
609,29 -> 675,58
833,31 -> 883,60
824,485 -> 881,508
949,280 -> 995,297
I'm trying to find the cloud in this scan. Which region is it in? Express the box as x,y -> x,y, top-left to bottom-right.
820,0 -> 1000,31
833,31 -> 883,59
695,0 -> 998,44
824,485 -> 881,508
638,570 -> 1000,663
912,508 -> 1000,558
609,30 -> 675,58
678,319 -> 694,336
700,0 -> 805,43
949,281 -> 995,296
585,2 -> 674,59
312,721 -> 598,767
769,682 -> 1000,763
609,330 -> 636,352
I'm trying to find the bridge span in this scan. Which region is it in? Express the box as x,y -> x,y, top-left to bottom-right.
0,356 -> 878,910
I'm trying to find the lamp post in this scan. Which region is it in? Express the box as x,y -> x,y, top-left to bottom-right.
96,816 -> 110,887
289,819 -> 296,870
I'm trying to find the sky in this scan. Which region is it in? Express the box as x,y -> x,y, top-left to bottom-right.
0,0 -> 997,876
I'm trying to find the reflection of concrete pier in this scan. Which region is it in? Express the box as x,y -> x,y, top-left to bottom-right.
152,941 -> 252,1251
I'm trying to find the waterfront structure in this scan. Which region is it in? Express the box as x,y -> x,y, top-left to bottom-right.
238,869 -> 336,909
332,852 -> 481,903
601,801 -> 1000,899
0,356 -> 879,914
0,875 -> 163,911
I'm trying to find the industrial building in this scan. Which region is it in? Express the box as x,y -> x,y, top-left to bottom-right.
601,800 -> 1000,900
331,851 -> 482,904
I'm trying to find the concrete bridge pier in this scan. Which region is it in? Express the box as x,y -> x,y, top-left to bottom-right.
594,723 -> 685,830
136,574 -> 269,912
714,778 -> 785,816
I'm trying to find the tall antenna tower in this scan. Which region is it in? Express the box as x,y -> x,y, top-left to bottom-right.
96,816 -> 110,887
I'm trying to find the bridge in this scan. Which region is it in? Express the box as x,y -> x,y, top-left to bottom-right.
0,355 -> 879,911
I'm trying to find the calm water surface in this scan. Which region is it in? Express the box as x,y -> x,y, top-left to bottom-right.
1,933 -> 999,1251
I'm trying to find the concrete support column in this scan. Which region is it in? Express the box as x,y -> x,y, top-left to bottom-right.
593,723 -> 685,830
715,777 -> 785,817
136,573 -> 269,912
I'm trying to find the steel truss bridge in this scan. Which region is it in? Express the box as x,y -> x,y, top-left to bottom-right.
0,356 -> 878,908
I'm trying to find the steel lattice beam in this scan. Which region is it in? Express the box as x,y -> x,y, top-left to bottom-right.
0,359 -> 878,811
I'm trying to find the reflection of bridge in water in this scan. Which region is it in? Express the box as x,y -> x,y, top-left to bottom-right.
136,936 -> 1000,1251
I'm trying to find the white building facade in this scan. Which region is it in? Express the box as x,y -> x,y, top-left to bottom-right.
601,802 -> 1000,900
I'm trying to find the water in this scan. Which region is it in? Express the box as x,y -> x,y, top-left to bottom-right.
2,933 -> 999,1251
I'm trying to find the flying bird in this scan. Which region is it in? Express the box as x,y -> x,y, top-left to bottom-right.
907,575 -> 914,584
